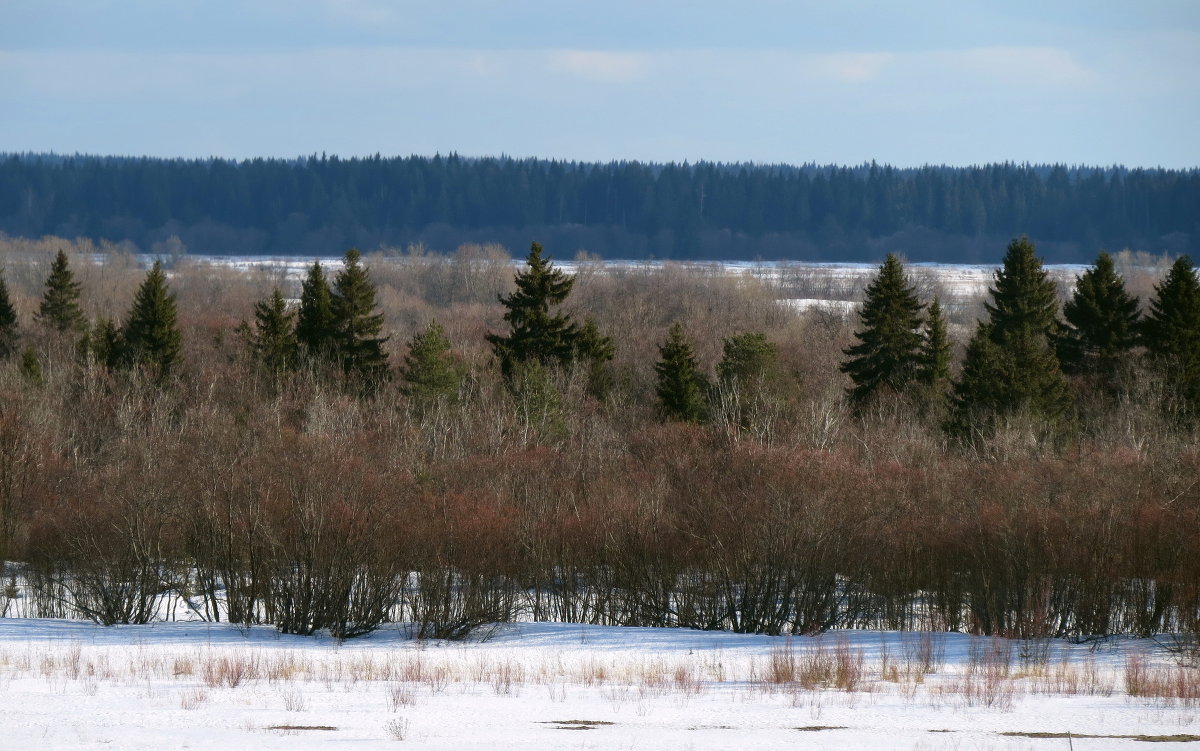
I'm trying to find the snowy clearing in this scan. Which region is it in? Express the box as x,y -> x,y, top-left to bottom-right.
2,618 -> 1196,750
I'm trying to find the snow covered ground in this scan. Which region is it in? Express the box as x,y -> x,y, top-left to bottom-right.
151,253 -> 1086,303
2,618 -> 1195,750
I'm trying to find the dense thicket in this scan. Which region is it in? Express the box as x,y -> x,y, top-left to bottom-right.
3,154 -> 1197,261
0,237 -> 1196,645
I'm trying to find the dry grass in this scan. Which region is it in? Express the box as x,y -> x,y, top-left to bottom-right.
179,687 -> 208,709
1,634 -> 1194,720
1125,654 -> 1200,705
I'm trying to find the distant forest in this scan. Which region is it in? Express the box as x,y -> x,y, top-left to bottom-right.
2,153 -> 1197,262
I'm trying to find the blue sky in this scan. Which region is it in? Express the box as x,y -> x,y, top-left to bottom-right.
2,1 -> 1197,167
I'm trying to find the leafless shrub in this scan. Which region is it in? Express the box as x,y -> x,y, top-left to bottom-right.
385,717 -> 411,741
201,655 -> 260,688
1125,654 -> 1200,705
386,683 -> 415,711
282,689 -> 306,712
179,688 -> 209,709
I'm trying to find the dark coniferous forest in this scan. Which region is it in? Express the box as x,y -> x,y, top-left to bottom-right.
2,153 -> 1197,261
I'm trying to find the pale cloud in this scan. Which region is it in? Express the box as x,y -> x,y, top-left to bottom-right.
0,43 -> 1111,113
1,32 -> 1192,166
809,52 -> 895,83
924,46 -> 1098,88
314,0 -> 404,29
548,50 -> 649,83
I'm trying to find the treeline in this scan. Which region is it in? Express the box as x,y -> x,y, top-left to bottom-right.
3,153 -> 1198,262
0,236 -> 1196,642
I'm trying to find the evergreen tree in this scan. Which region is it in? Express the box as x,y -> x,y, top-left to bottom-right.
89,316 -> 122,370
295,261 -> 336,362
983,236 -> 1060,340
1140,255 -> 1200,417
948,237 -> 1071,435
121,260 -> 183,381
655,322 -> 707,422
574,317 -> 616,365
839,254 -> 924,406
1056,251 -> 1140,392
19,346 -> 42,386
717,332 -> 779,386
487,242 -> 584,379
917,296 -> 952,389
250,288 -> 298,375
36,250 -> 87,333
0,270 -> 17,359
331,248 -> 389,380
398,320 -> 463,403
575,316 -> 616,396
715,331 -> 784,432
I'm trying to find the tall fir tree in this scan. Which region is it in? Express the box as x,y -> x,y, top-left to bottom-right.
840,254 -> 925,406
295,261 -> 336,362
36,250 -> 87,333
715,331 -> 784,432
398,320 -> 464,403
574,316 -> 616,396
1055,251 -> 1140,393
948,237 -> 1071,436
0,270 -> 17,359
717,332 -> 780,387
19,346 -> 42,385
1140,255 -> 1200,418
982,236 -> 1060,339
487,242 -> 595,379
654,322 -> 707,423
331,248 -> 389,380
89,316 -> 122,370
917,296 -> 952,389
121,260 -> 183,381
250,288 -> 298,376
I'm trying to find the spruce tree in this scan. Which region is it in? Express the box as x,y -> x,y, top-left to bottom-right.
915,296 -> 953,415
89,316 -> 122,370
716,331 -> 784,431
983,236 -> 1060,340
0,270 -> 17,359
655,322 -> 707,422
717,332 -> 779,387
250,288 -> 298,375
19,346 -> 42,386
121,260 -> 183,381
487,242 -> 584,379
36,250 -> 87,333
295,261 -> 336,362
917,297 -> 952,387
1140,255 -> 1200,417
331,248 -> 389,380
398,320 -> 463,403
1056,251 -> 1140,394
948,237 -> 1071,435
574,317 -> 616,396
840,254 -> 924,406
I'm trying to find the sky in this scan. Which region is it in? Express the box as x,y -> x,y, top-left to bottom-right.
1,1 -> 1198,168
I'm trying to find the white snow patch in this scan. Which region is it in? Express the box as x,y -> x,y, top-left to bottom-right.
0,618 -> 1194,750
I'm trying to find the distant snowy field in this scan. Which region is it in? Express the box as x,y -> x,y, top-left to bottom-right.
155,253 -> 1088,319
3,618 -> 1195,750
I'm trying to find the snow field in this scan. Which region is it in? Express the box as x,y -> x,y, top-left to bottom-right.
1,619 -> 1196,750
